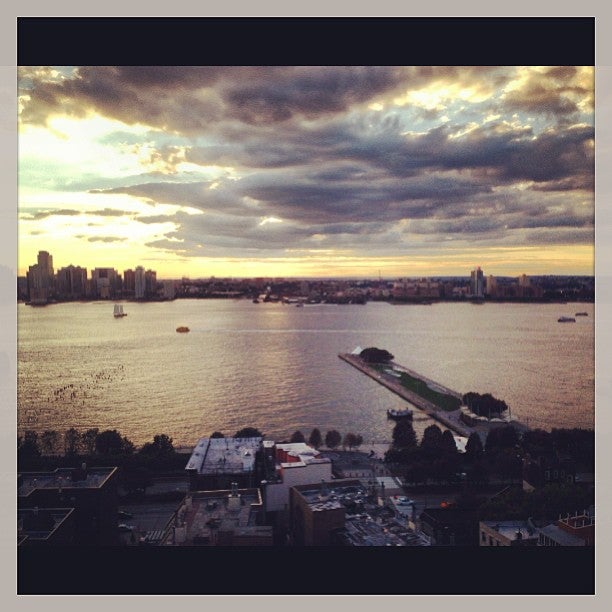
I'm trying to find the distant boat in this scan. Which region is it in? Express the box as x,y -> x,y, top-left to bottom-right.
575,312 -> 588,316
113,304 -> 127,318
387,408 -> 413,420
558,316 -> 576,323
252,299 -> 260,304
295,302 -> 304,308
176,326 -> 190,333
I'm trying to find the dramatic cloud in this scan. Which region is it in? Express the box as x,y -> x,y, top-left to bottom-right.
18,65 -> 595,277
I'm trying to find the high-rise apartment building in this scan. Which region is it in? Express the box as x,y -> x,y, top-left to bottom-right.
134,266 -> 146,299
26,250 -> 55,304
91,268 -> 121,299
123,269 -> 135,298
56,265 -> 88,300
470,267 -> 485,298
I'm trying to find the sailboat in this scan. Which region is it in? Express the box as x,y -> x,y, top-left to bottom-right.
113,304 -> 127,318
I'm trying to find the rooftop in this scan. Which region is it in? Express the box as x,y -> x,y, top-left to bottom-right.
539,524 -> 587,546
482,520 -> 537,541
18,467 -> 117,497
161,487 -> 271,545
18,507 -> 75,544
185,437 -> 262,474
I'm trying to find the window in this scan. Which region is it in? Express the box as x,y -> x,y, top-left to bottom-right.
481,531 -> 486,542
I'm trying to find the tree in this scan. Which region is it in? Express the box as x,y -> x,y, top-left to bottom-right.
343,433 -> 358,450
234,427 -> 263,439
441,430 -> 458,456
465,432 -> 484,462
420,424 -> 443,455
308,428 -> 322,449
392,419 -> 417,450
353,434 -> 363,450
81,428 -> 99,455
290,430 -> 306,443
95,429 -> 126,455
40,430 -> 59,456
360,347 -> 394,364
485,425 -> 519,455
210,431 -> 225,438
64,427 -> 81,456
325,430 -> 342,449
18,430 -> 41,462
140,434 -> 175,458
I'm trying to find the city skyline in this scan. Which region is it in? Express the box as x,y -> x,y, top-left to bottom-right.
18,66 -> 594,279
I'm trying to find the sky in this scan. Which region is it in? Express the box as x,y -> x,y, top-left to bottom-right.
17,66 -> 595,280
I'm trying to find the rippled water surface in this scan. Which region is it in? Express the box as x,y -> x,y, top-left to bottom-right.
18,299 -> 594,446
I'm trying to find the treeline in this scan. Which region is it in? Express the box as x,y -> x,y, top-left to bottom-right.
384,420 -> 594,487
462,392 -> 509,417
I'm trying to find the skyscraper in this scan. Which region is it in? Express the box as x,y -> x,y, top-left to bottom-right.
470,267 -> 484,298
135,266 -> 145,299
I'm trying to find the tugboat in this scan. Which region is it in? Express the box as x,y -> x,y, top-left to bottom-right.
558,316 -> 576,323
387,408 -> 413,420
176,326 -> 190,333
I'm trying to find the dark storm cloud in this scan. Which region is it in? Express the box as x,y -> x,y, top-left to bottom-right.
20,66 -> 504,132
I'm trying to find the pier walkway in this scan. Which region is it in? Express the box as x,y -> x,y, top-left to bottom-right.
339,353 -> 529,441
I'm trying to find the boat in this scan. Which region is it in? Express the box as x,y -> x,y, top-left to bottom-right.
575,312 -> 588,316
176,326 -> 190,333
113,304 -> 127,318
387,408 -> 413,420
558,316 -> 576,323
252,299 -> 260,304
295,302 -> 304,308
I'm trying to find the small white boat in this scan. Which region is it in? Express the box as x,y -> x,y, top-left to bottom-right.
113,304 -> 127,318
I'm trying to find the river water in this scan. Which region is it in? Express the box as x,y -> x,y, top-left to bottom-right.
17,299 -> 594,447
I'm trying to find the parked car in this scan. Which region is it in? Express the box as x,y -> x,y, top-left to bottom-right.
118,510 -> 134,520
118,524 -> 135,533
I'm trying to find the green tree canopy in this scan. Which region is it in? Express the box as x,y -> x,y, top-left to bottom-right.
325,429 -> 342,449
40,430 -> 59,455
210,431 -> 225,438
290,430 -> 306,443
485,425 -> 519,455
140,434 -> 175,457
308,428 -> 322,449
95,429 -> 131,455
64,427 -> 81,456
420,424 -> 444,455
343,432 -> 359,450
234,427 -> 263,439
360,347 -> 394,364
392,419 -> 418,450
465,432 -> 484,462
81,428 -> 99,455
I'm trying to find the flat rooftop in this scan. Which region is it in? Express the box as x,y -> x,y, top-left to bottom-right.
186,437 -> 262,474
297,481 -> 369,512
482,520 -> 537,541
18,467 -> 117,497
18,507 -> 75,544
343,514 -> 428,546
162,488 -> 271,545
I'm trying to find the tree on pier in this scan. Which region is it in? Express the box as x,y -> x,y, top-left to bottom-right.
360,347 -> 394,364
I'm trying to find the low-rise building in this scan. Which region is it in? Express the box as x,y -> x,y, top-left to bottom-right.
18,465 -> 119,545
538,511 -> 595,546
18,507 -> 76,546
161,485 -> 273,546
479,520 -> 539,546
186,437 -> 262,491
419,507 -> 479,546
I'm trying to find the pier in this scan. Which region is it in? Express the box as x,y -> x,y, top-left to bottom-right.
339,353 -> 529,441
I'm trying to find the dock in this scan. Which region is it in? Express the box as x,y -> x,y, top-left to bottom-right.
339,353 -> 529,441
